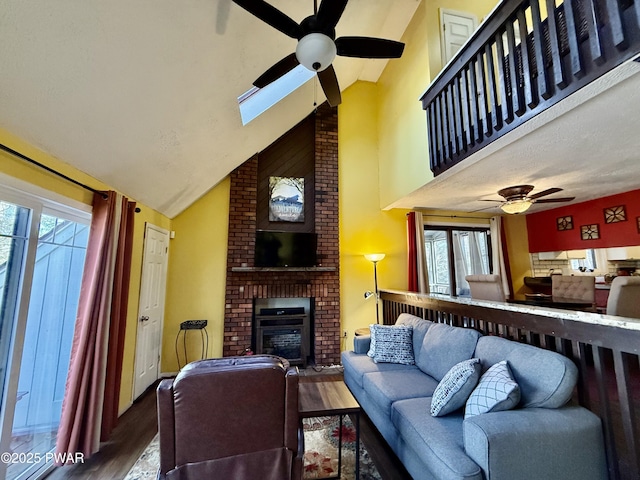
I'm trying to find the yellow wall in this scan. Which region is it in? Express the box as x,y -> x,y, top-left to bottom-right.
162,178 -> 230,372
376,0 -> 500,208
503,215 -> 533,297
0,127 -> 171,414
338,82 -> 410,349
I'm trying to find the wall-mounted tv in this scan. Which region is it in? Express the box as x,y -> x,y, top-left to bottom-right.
255,230 -> 317,268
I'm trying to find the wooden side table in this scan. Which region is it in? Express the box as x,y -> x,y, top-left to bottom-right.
298,380 -> 361,479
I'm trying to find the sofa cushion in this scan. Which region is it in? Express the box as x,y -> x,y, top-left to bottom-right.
417,324 -> 481,381
473,336 -> 577,408
391,397 -> 483,480
395,313 -> 433,356
368,324 -> 415,365
431,358 -> 481,417
341,351 -> 410,390
465,361 -> 520,418
362,369 -> 439,416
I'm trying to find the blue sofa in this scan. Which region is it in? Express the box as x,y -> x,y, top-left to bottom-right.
341,313 -> 607,480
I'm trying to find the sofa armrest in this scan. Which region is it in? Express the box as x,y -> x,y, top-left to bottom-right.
463,406 -> 606,480
353,335 -> 371,354
157,378 -> 176,477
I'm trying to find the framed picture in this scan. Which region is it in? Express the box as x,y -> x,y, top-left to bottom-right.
580,224 -> 600,240
603,205 -> 627,224
556,216 -> 573,231
269,176 -> 304,222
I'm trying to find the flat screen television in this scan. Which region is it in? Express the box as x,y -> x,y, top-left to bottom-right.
255,230 -> 317,267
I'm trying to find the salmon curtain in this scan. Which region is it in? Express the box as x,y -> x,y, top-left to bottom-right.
407,211 -> 429,293
55,191 -> 136,459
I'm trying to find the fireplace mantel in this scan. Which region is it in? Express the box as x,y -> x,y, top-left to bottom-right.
231,266 -> 337,273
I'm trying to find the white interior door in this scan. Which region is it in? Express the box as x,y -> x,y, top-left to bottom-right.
133,224 -> 169,400
440,9 -> 478,65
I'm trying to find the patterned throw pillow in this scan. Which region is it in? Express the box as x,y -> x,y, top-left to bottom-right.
430,358 -> 481,417
465,360 -> 520,418
367,324 -> 415,365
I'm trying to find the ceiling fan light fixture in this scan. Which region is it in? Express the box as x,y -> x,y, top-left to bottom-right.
295,33 -> 336,72
500,198 -> 532,214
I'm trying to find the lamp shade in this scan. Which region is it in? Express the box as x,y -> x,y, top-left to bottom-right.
295,33 -> 336,72
364,253 -> 385,263
500,199 -> 532,214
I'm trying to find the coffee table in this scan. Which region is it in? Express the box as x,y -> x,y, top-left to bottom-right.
298,380 -> 361,479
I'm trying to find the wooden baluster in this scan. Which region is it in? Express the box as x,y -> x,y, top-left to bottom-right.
428,103 -> 439,171
506,18 -> 525,116
516,9 -> 537,108
495,29 -> 514,125
439,94 -> 450,162
593,346 -> 621,480
603,0 -> 627,49
453,75 -> 465,152
485,43 -> 502,131
476,50 -> 492,138
562,0 -> 585,78
612,350 -> 640,477
468,58 -> 482,143
459,69 -> 473,148
545,0 -> 568,89
446,83 -> 458,158
582,0 -> 605,65
530,0 -> 553,99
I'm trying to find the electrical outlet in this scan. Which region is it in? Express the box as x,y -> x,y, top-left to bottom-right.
343,330 -> 348,338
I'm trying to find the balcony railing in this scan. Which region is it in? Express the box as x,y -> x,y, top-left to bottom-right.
421,0 -> 640,176
380,290 -> 640,480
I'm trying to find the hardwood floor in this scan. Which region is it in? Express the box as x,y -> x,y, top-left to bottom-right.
44,383 -> 158,480
45,369 -> 409,480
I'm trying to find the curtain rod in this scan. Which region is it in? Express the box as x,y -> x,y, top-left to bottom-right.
1,142 -> 107,198
410,213 -> 493,221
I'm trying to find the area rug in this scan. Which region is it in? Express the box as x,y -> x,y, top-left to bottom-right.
124,416 -> 381,480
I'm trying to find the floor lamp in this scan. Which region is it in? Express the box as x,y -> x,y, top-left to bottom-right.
364,253 -> 385,324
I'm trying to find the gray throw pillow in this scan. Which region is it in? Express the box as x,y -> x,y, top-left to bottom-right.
367,324 -> 415,365
430,358 -> 481,417
465,360 -> 520,418
417,323 -> 481,381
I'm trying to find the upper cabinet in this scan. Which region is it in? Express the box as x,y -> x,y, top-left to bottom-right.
606,247 -> 640,261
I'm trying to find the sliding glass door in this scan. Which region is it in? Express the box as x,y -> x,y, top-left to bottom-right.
0,191 -> 89,480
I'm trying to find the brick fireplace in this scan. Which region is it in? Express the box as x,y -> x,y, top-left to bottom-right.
224,105 -> 340,365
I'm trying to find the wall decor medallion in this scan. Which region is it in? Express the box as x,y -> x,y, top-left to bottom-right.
580,224 -> 600,240
269,176 -> 304,222
556,216 -> 573,231
603,205 -> 627,224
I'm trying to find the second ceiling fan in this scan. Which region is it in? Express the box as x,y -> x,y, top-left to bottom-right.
232,0 -> 405,107
482,185 -> 575,214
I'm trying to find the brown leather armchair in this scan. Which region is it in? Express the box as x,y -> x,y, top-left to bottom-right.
157,355 -> 303,480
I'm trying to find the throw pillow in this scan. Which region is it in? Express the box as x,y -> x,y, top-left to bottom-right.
430,358 -> 481,417
367,324 -> 415,365
416,323 -> 481,381
465,360 -> 520,418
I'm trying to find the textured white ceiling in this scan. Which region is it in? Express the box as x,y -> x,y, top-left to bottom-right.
0,0 -> 419,218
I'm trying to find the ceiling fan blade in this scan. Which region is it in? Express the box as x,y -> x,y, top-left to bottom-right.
480,199 -> 503,203
535,197 -> 576,203
232,0 -> 302,38
317,65 -> 341,107
253,53 -> 300,88
335,36 -> 405,58
316,0 -> 349,30
528,187 -> 563,200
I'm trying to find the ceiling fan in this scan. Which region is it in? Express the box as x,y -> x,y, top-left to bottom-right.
481,185 -> 576,214
231,0 -> 405,107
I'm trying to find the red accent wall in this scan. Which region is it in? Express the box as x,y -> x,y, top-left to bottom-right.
527,189 -> 640,252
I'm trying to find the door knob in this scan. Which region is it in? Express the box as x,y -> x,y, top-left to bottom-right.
140,316 -> 150,322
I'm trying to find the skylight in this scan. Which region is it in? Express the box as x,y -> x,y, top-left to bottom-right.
238,65 -> 315,125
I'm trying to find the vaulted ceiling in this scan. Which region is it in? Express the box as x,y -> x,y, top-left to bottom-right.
0,0 -> 420,218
